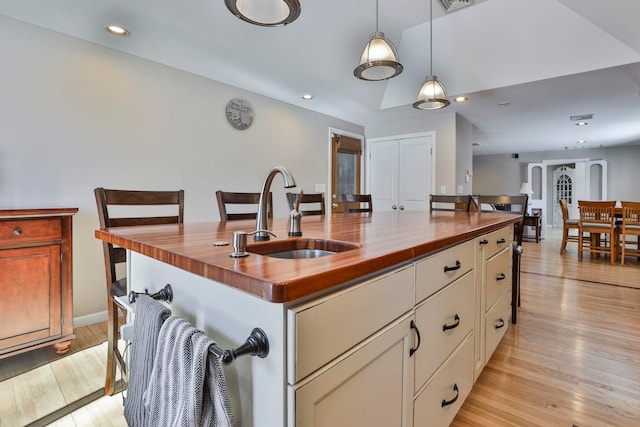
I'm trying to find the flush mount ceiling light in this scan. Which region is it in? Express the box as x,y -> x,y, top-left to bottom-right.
225,0 -> 301,27
413,0 -> 450,110
105,25 -> 130,37
354,0 -> 403,81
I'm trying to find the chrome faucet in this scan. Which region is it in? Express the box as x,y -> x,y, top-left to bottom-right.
255,166 -> 297,241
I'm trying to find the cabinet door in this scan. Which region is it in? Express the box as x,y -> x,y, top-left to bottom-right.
0,245 -> 61,352
292,314 -> 414,427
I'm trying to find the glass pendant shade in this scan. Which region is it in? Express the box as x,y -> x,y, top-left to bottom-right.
413,76 -> 450,110
225,0 -> 301,27
354,32 -> 403,81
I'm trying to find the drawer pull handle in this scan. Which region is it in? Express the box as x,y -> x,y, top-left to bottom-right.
409,320 -> 421,357
496,238 -> 506,244
495,318 -> 505,329
13,227 -> 22,236
479,239 -> 488,245
441,384 -> 459,407
496,273 -> 506,281
443,260 -> 461,273
442,314 -> 460,332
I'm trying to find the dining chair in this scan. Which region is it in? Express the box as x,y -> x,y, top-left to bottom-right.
286,192 -> 325,216
94,187 -> 185,396
578,200 -> 618,265
559,199 -> 580,255
619,201 -> 640,266
216,190 -> 272,221
429,194 -> 473,212
477,194 -> 528,323
342,193 -> 373,213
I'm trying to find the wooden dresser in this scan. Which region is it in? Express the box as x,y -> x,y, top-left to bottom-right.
0,208 -> 77,358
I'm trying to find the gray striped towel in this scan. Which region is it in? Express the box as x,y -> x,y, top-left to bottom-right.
124,295 -> 171,427
143,316 -> 234,427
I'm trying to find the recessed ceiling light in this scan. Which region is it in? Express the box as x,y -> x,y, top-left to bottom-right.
454,96 -> 468,103
302,94 -> 313,100
497,101 -> 510,107
106,25 -> 130,37
575,122 -> 588,126
577,140 -> 586,144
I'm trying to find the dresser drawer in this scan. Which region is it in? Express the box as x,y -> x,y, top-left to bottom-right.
413,334 -> 474,427
485,248 -> 512,311
0,219 -> 62,245
287,265 -> 414,383
477,226 -> 512,259
485,288 -> 511,362
414,271 -> 474,392
416,239 -> 474,303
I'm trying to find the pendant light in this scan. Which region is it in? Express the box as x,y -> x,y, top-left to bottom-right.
354,0 -> 403,81
225,0 -> 301,27
413,0 -> 450,110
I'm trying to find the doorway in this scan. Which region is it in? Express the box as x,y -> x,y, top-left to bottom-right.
552,165 -> 575,228
330,132 -> 364,213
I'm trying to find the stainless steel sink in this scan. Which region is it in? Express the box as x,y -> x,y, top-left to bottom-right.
266,249 -> 336,259
247,238 -> 361,259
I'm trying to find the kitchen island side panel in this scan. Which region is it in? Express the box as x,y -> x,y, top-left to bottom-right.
129,251 -> 287,427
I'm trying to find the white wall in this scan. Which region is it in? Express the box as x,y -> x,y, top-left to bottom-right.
0,16 -> 363,322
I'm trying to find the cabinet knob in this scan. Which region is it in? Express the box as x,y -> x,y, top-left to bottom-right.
13,227 -> 22,236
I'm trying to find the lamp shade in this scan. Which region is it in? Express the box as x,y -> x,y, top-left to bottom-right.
413,76 -> 450,110
354,32 -> 403,81
518,182 -> 533,195
225,0 -> 301,27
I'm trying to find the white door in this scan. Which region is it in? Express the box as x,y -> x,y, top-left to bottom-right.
552,165 -> 575,228
369,135 -> 433,212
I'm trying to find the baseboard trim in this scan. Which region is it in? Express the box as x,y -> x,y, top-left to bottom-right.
73,311 -> 108,328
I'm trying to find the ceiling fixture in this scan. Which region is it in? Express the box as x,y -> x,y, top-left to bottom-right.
413,0 -> 450,110
224,0 -> 301,27
354,0 -> 403,81
301,94 -> 313,100
454,96 -> 468,103
575,121 -> 588,126
570,114 -> 594,121
105,25 -> 130,37
577,140 -> 586,144
440,0 -> 473,13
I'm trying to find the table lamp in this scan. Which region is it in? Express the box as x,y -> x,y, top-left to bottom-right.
518,182 -> 533,214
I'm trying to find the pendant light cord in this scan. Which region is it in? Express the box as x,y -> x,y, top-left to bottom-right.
376,0 -> 379,32
429,0 -> 433,77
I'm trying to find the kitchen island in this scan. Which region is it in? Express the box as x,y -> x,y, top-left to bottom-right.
96,210 -> 519,426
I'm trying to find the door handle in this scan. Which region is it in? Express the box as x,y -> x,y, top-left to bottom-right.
392,205 -> 397,210
399,205 -> 404,210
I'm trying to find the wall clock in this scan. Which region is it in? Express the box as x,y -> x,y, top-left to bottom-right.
225,98 -> 253,130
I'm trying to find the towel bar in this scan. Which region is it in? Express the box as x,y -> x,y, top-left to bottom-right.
129,283 -> 173,304
209,328 -> 269,364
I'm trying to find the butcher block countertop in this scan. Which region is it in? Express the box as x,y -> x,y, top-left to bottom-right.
95,211 -> 519,303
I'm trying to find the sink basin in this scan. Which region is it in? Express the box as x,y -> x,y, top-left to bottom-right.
247,238 -> 361,259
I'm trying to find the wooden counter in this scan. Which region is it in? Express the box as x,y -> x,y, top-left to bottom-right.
95,211 -> 519,303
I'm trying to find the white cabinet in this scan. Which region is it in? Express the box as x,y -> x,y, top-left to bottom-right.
369,135 -> 433,212
474,225 -> 513,380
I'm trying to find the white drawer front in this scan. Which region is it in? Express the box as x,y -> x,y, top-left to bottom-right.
477,226 -> 512,259
413,334 -> 474,427
414,271 -> 474,392
485,248 -> 512,311
485,288 -> 512,362
288,265 -> 414,383
416,239 -> 475,303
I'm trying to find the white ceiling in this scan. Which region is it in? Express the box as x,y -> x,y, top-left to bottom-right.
1,0 -> 640,155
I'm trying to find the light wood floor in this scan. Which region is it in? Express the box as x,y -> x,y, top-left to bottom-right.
4,231 -> 640,426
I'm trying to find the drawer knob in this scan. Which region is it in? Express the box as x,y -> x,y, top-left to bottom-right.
13,227 -> 22,236
409,320 -> 421,357
443,260 -> 461,273
496,273 -> 507,281
495,318 -> 505,329
441,383 -> 459,407
442,314 -> 460,332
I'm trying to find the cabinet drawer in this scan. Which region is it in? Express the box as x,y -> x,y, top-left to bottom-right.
414,271 -> 474,392
485,248 -> 512,311
0,219 -> 61,245
413,334 -> 474,427
416,239 -> 474,303
477,226 -> 512,259
288,265 -> 414,383
485,288 -> 511,362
